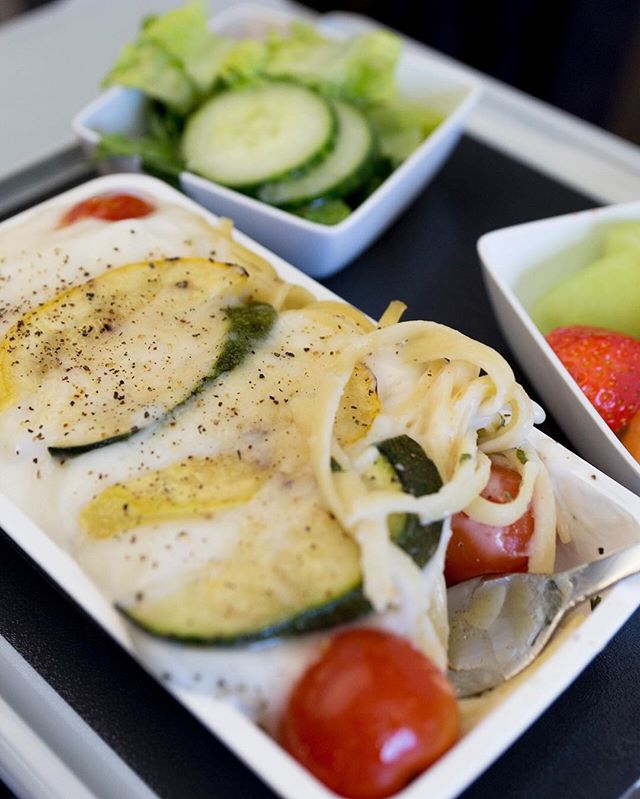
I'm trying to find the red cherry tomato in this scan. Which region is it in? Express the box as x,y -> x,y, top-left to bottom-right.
59,193 -> 155,227
279,629 -> 459,799
445,463 -> 534,586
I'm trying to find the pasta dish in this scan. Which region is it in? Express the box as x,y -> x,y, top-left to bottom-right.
0,186 -> 573,798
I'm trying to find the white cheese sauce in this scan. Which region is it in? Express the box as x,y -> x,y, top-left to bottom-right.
1,194 -> 634,733
0,199 -> 236,535
0,196 -> 422,726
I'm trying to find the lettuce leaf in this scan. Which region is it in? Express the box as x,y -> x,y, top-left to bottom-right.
187,37 -> 266,93
138,2 -> 209,65
103,7 -> 402,109
94,104 -> 184,183
365,101 -> 442,166
103,2 -> 266,110
264,22 -> 401,104
103,39 -> 197,114
104,7 -> 401,108
293,199 -> 352,225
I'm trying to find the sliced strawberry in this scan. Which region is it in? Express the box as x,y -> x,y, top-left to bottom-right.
546,325 -> 640,433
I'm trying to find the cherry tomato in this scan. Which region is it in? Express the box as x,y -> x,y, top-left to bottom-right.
279,629 -> 459,799
445,463 -> 534,586
59,193 -> 155,227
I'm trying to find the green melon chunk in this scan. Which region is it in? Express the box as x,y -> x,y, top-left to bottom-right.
532,246 -> 640,339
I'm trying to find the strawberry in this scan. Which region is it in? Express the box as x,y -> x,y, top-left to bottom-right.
546,325 -> 640,432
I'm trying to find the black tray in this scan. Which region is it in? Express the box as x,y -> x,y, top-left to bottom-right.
1,136 -> 639,799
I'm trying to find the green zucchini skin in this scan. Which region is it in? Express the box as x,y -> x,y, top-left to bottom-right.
378,435 -> 442,498
48,430 -> 141,459
120,587 -> 373,648
120,434 -> 444,646
193,303 -> 277,388
378,435 -> 443,568
49,303 -> 276,458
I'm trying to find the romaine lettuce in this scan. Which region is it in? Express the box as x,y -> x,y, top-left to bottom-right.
103,39 -> 196,114
365,101 -> 442,166
98,2 -> 443,215
264,22 -> 401,104
103,2 -> 266,110
103,6 -> 403,111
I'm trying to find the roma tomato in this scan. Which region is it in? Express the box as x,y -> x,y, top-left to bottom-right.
279,629 -> 459,799
59,193 -> 155,226
445,463 -> 534,586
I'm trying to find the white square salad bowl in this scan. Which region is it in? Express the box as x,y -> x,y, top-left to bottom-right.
72,3 -> 481,279
479,201 -> 640,496
3,173 -> 640,799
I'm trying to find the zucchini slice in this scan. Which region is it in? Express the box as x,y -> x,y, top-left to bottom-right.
0,258 -> 275,455
51,301 -> 276,456
256,101 -> 374,208
118,434 -> 443,645
182,82 -> 336,189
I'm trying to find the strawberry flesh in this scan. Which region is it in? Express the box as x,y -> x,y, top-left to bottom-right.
546,325 -> 640,433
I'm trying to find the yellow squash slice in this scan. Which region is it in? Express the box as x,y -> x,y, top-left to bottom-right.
80,453 -> 268,539
335,363 -> 380,447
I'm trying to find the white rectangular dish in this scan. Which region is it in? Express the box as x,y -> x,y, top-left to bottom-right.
479,202 -> 640,496
72,3 -> 481,279
3,173 -> 640,799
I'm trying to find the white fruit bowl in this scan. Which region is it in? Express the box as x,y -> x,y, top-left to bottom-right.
479,200 -> 640,495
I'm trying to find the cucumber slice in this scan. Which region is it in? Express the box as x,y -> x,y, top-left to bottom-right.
182,82 -> 336,189
257,101 -> 374,208
119,435 -> 443,645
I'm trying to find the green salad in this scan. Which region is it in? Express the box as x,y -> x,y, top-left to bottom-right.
97,2 -> 442,225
